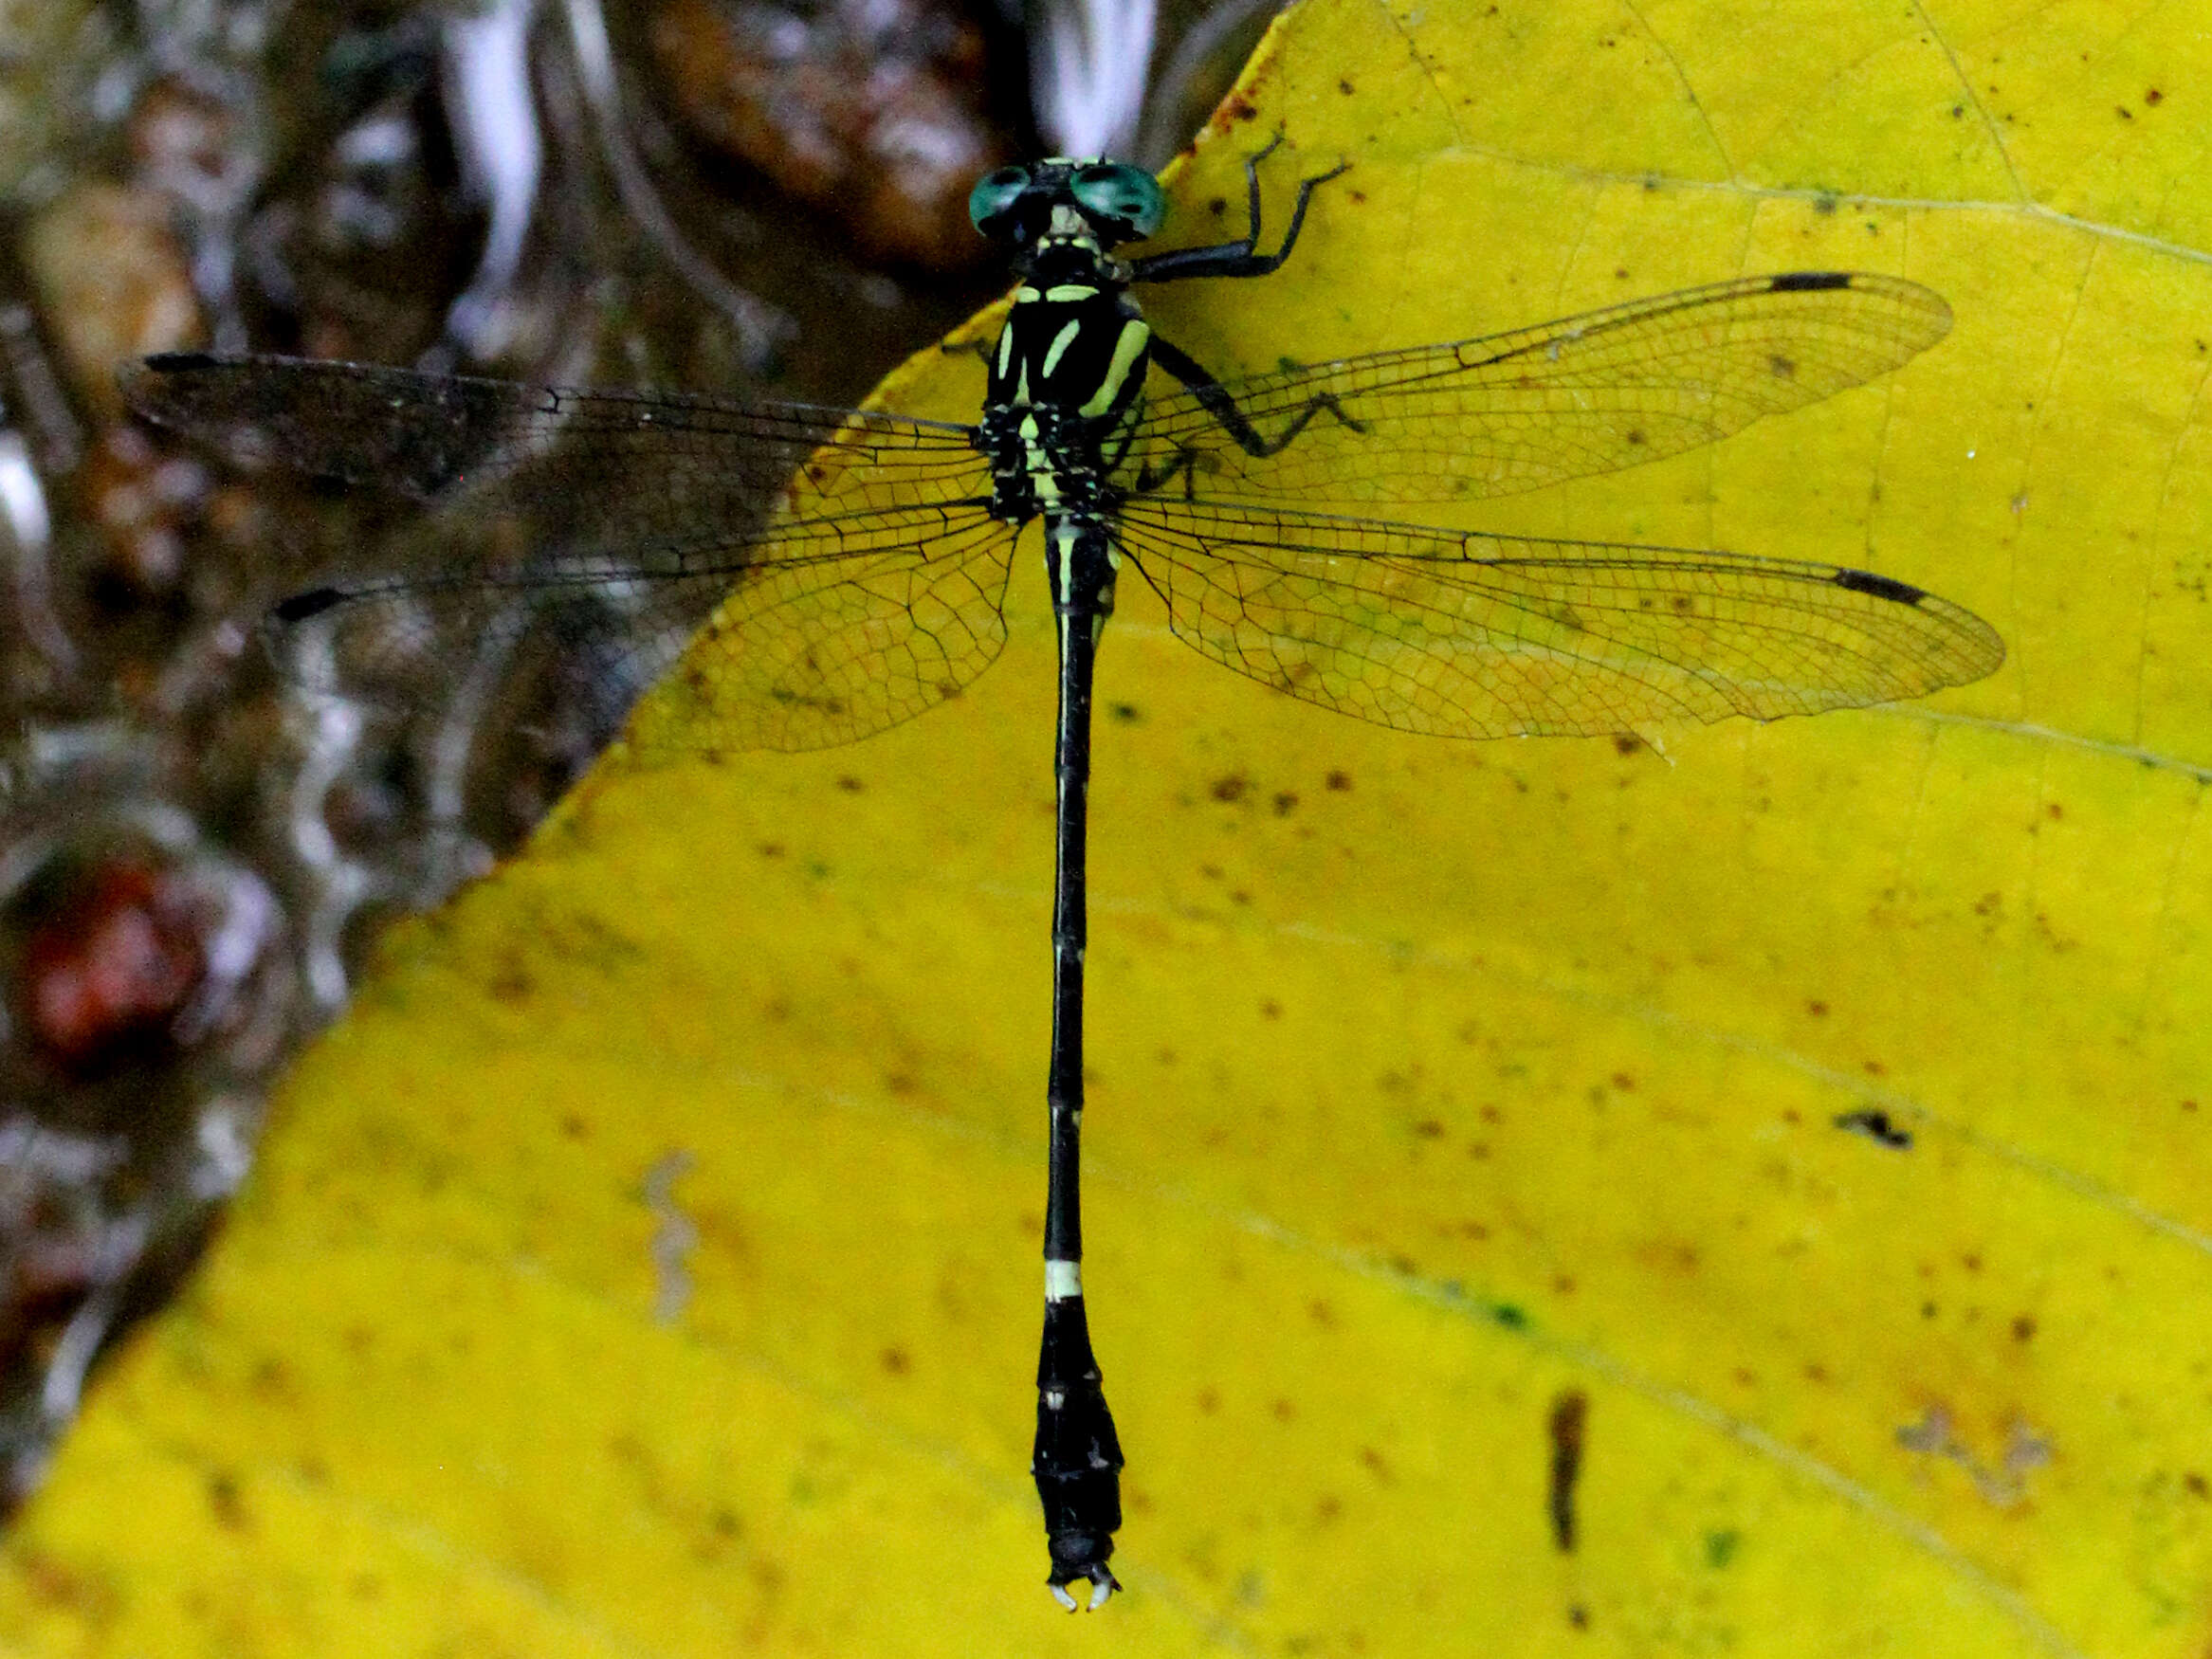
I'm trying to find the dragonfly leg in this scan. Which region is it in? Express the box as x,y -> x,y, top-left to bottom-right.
1141,336 -> 1369,483
1122,140 -> 1362,476
1126,137 -> 1348,283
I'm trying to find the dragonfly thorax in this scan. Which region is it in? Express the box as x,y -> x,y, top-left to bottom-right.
978,401 -> 1127,529
977,265 -> 1151,530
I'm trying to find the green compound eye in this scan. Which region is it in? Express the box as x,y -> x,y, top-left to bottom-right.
967,166 -> 1033,235
1069,164 -> 1163,238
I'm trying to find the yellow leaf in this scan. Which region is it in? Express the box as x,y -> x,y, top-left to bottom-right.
8,1 -> 2211,1654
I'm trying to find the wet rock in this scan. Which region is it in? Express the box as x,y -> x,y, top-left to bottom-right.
649,0 -> 1008,270
21,185 -> 203,420
127,75 -> 256,219
16,858 -> 205,1077
0,0 -> 113,197
77,422 -> 209,598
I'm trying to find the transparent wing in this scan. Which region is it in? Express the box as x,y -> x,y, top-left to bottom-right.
1120,273 -> 1950,505
124,352 -> 1010,757
278,500 -> 1018,757
119,353 -> 989,542
631,502 -> 1018,754
1112,497 -> 2004,738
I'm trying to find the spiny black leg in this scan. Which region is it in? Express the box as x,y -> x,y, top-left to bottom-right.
1243,153 -> 1351,277
1228,130 -> 1284,260
1127,138 -> 1350,284
1098,411 -> 1142,477
1129,444 -> 1207,501
1117,139 -> 1360,476
1143,336 -> 1368,470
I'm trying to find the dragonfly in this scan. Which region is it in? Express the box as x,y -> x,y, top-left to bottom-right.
123,142 -> 2004,1610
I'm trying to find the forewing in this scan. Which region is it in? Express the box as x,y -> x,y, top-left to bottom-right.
1121,274 -> 1950,505
119,353 -> 988,543
1112,498 -> 2003,738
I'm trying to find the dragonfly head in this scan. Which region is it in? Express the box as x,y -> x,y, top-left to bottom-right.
968,159 -> 1164,268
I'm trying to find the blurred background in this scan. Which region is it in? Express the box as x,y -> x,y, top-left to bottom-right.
0,0 -> 1283,1510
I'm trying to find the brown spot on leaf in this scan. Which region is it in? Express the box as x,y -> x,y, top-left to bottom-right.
207,1471 -> 248,1531
1547,1391 -> 1587,1551
1217,92 -> 1260,127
